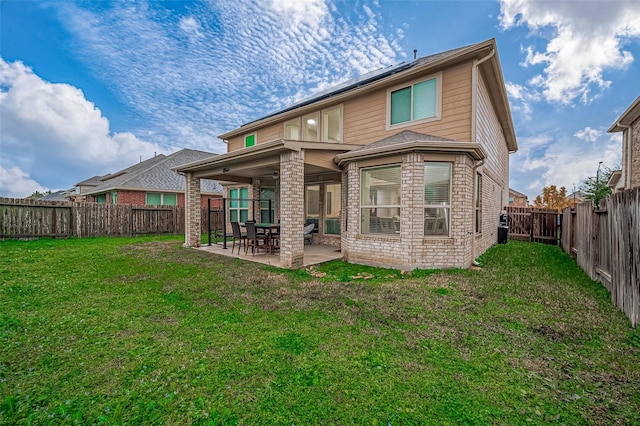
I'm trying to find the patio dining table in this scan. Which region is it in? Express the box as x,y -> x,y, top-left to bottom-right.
243,223 -> 280,254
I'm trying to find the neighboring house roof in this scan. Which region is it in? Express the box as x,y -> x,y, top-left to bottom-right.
218,38 -> 517,153
508,188 -> 528,198
608,96 -> 640,132
75,175 -> 104,187
335,130 -> 486,166
84,149 -> 222,195
41,189 -> 75,202
567,191 -> 587,201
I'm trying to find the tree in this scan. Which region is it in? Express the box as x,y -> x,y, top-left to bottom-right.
533,185 -> 570,211
29,190 -> 51,200
579,165 -> 614,207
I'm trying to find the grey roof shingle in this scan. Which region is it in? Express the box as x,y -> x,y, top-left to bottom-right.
84,149 -> 222,195
351,130 -> 455,153
239,43 -> 478,128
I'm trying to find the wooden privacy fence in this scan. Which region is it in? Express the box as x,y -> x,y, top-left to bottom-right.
0,198 -> 222,239
561,187 -> 639,328
506,206 -> 560,245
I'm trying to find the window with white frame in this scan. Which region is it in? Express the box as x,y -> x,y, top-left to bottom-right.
475,173 -> 482,233
284,118 -> 300,140
229,187 -> 249,223
260,187 -> 275,224
302,112 -> 320,142
283,105 -> 342,143
424,163 -> 451,236
361,165 -> 401,235
389,74 -> 440,127
322,106 -> 342,143
146,192 -> 177,206
324,183 -> 341,235
305,185 -> 320,231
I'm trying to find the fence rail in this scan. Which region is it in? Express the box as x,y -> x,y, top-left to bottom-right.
560,187 -> 639,328
0,198 -> 221,239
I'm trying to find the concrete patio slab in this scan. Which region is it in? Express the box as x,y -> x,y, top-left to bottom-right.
195,243 -> 343,268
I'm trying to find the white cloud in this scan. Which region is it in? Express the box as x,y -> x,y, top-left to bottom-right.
0,58 -> 164,197
178,16 -> 202,38
499,0 -> 640,104
574,126 -> 602,143
0,166 -> 48,198
53,0 -> 401,144
510,132 -> 621,198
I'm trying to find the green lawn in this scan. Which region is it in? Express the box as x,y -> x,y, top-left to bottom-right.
1,236 -> 638,425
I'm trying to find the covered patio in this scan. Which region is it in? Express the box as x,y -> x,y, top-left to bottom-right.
174,139 -> 361,268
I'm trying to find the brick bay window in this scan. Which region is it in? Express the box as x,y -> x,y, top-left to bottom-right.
388,73 -> 441,129
361,165 -> 401,235
229,187 -> 249,222
424,163 -> 451,236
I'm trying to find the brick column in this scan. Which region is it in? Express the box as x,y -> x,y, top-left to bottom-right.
279,150 -> 305,268
184,172 -> 201,248
403,152 -> 423,267
343,161 -> 359,261
251,178 -> 261,221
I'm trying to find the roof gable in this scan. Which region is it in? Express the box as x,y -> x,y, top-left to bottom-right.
608,96 -> 640,132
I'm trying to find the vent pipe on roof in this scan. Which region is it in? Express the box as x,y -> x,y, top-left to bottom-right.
413,49 -> 417,59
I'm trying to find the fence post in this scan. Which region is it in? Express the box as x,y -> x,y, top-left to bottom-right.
222,197 -> 227,250
207,198 -> 212,246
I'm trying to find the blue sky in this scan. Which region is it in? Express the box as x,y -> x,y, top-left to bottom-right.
1,0 -> 639,199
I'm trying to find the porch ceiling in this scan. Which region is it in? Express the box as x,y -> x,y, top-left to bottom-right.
173,139 -> 361,183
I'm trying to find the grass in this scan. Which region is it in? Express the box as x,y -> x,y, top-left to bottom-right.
1,236 -> 639,425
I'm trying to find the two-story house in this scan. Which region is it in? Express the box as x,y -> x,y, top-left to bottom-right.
608,96 -> 640,192
176,39 -> 517,269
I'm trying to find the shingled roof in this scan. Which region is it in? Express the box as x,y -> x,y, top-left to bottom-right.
83,149 -> 222,195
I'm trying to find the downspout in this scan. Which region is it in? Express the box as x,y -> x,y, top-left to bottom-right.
616,121 -> 632,189
470,48 -> 494,267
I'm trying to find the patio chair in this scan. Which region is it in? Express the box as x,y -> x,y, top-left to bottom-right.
303,223 -> 315,245
230,221 -> 246,255
245,221 -> 269,255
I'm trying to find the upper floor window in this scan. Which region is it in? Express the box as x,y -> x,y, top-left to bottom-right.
244,133 -> 256,148
302,112 -> 320,141
284,104 -> 342,143
388,73 -> 441,128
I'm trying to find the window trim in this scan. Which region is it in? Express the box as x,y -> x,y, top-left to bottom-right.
386,72 -> 442,131
284,118 -> 301,141
321,104 -> 343,143
282,104 -> 343,144
244,132 -> 256,148
475,173 -> 482,234
146,192 -> 177,206
360,164 -> 402,235
228,187 -> 249,223
301,111 -> 320,142
423,162 -> 452,238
